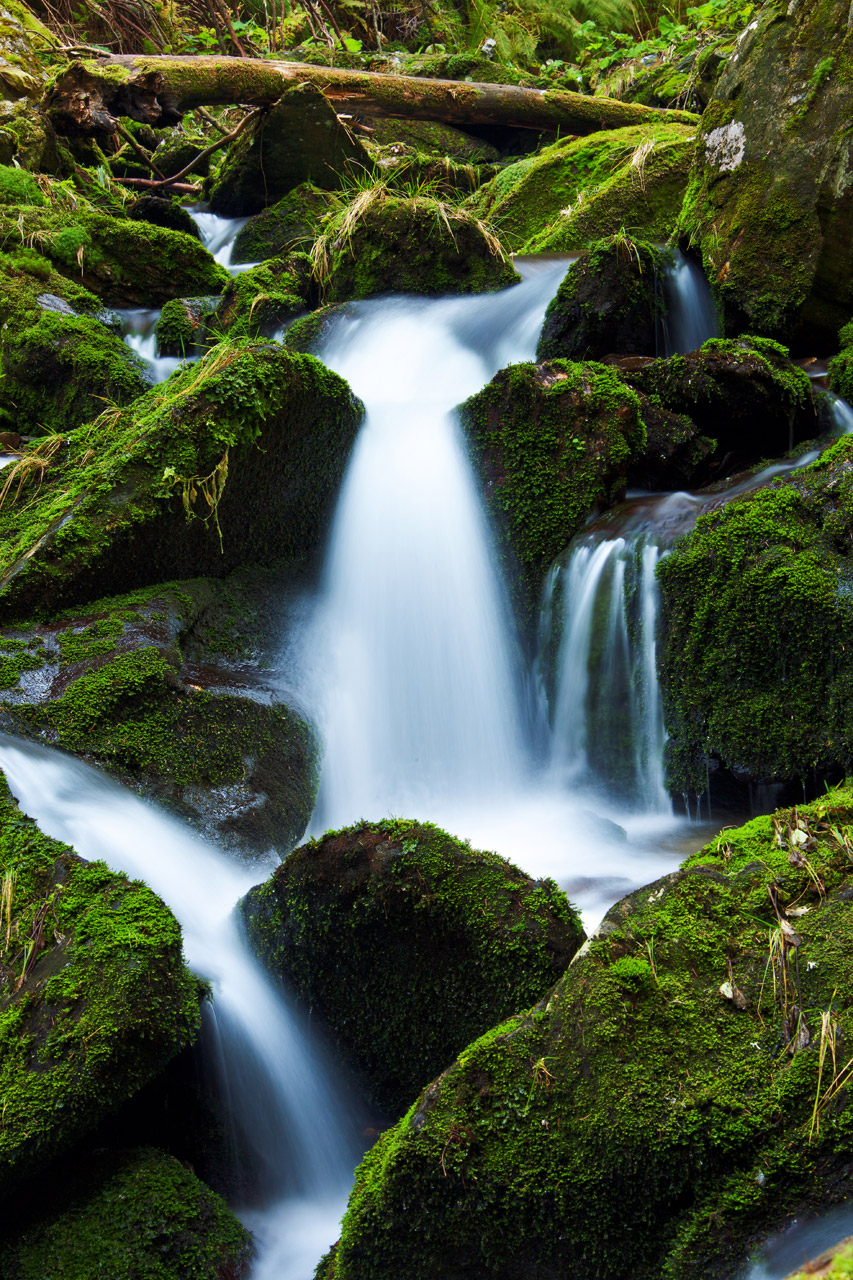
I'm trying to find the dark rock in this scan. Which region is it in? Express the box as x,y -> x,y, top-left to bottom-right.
231,182 -> 333,264
128,195 -> 202,239
153,131 -> 211,178
239,818 -> 584,1113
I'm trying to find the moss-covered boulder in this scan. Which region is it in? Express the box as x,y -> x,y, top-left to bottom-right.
317,188 -> 519,303
153,131 -> 211,179
537,238 -> 669,361
0,99 -> 66,174
459,360 -> 646,607
366,116 -> 499,165
0,574 -> 319,855
828,319 -> 853,402
658,434 -> 853,794
465,122 -> 695,254
155,295 -> 217,357
0,777 -> 200,1194
0,310 -> 151,435
0,206 -> 227,307
0,1148 -> 253,1278
213,254 -> 312,337
208,83 -> 371,217
622,336 -> 817,465
0,0 -> 53,96
239,819 -> 584,1113
0,340 -> 363,621
231,182 -> 334,264
128,194 -> 203,240
317,788 -> 853,1280
678,0 -> 853,347
0,163 -> 42,206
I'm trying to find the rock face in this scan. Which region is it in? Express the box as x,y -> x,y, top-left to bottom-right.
0,206 -> 228,307
0,341 -> 363,622
622,336 -> 817,462
0,311 -> 151,435
0,574 -> 319,856
208,83 -> 372,216
679,0 -> 853,347
0,1148 -> 254,1279
239,819 -> 584,1113
459,360 -> 646,608
317,788 -> 853,1280
536,238 -> 670,361
0,778 -> 200,1194
658,434 -> 853,794
317,190 -> 520,302
0,0 -> 53,98
466,122 -> 694,253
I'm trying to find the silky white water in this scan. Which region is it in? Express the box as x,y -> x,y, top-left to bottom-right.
0,734 -> 360,1279
662,249 -> 720,354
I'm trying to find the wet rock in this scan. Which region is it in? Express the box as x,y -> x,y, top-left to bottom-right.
239,819 -> 584,1113
828,318 -> 853,403
460,359 -> 646,610
0,0 -> 53,94
128,195 -> 202,240
781,1235 -> 853,1279
317,189 -> 519,303
625,392 -> 713,490
0,1148 -> 253,1279
155,295 -> 218,357
0,779 -> 200,1194
0,572 -> 319,857
536,237 -> 670,361
214,254 -> 312,336
231,182 -> 334,264
153,131 -> 211,179
208,83 -> 372,217
679,0 -> 853,347
0,340 -> 364,621
317,787 -> 853,1280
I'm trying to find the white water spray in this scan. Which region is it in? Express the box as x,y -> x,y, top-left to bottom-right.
662,250 -> 719,354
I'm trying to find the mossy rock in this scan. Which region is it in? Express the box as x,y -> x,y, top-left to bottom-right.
537,238 -> 670,361
231,182 -> 334,264
318,787 -> 853,1280
279,302 -> 351,352
128,194 -> 202,240
239,819 -> 584,1114
622,335 -> 817,463
365,116 -> 499,165
0,1148 -> 253,1279
0,339 -> 364,621
0,0 -> 53,91
156,295 -> 217,357
213,254 -> 312,337
658,433 -> 853,793
459,359 -> 646,611
783,1236 -> 853,1279
208,82 -> 372,217
318,190 -> 519,303
152,131 -> 211,179
0,245 -> 105,336
0,310 -> 151,435
0,164 -> 42,206
0,206 -> 227,307
464,122 -> 694,254
677,0 -> 853,347
0,777 -> 200,1194
827,319 -> 853,402
0,573 -> 319,856
0,99 -> 67,174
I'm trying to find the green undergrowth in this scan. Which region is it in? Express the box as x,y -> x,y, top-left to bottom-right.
0,777 -> 200,1195
658,433 -> 853,792
240,818 -> 584,1113
319,786 -> 853,1280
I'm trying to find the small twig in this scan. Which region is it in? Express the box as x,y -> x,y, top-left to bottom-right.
115,121 -> 165,179
195,105 -> 229,136
114,178 -> 201,193
122,107 -> 262,191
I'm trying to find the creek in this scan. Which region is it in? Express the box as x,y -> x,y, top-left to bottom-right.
6,223 -> 852,1276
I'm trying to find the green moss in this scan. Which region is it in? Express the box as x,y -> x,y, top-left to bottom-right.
0,311 -> 151,435
321,786 -> 853,1280
459,359 -> 646,609
0,1148 -> 253,1279
658,434 -> 853,791
214,255 -> 310,336
0,777 -> 200,1194
231,183 -> 334,264
240,818 -> 584,1113
828,318 -> 853,401
0,166 -> 43,206
155,296 -> 217,358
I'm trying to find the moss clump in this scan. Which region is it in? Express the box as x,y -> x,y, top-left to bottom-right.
231,182 -> 334,264
465,122 -> 694,253
0,1148 -> 253,1279
366,117 -> 499,165
316,187 -> 519,303
155,296 -> 217,357
319,787 -> 853,1280
658,434 -> 853,792
0,776 -> 200,1194
213,255 -> 311,336
459,359 -> 646,610
0,311 -> 151,435
127,195 -> 202,240
1,576 -> 319,854
828,319 -> 853,402
0,166 -> 43,206
0,245 -> 103,336
537,236 -> 670,361
0,340 -> 364,621
0,205 -> 227,307
239,818 -> 584,1113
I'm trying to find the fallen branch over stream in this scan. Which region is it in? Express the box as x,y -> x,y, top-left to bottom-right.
44,53 -> 700,137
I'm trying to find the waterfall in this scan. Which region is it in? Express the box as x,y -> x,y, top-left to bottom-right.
0,734 -> 362,1280
189,209 -> 252,271
740,1201 -> 853,1279
116,307 -> 187,384
662,250 -> 719,354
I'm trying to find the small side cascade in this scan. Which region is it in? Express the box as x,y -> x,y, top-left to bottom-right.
544,531 -> 669,812
662,250 -> 720,355
116,307 -> 187,385
189,208 -> 253,272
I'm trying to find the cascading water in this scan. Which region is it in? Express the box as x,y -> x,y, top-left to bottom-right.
0,734 -> 363,1280
662,249 -> 720,354
740,1202 -> 853,1279
189,209 -> 252,271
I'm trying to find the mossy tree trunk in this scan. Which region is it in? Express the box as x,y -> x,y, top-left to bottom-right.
44,54 -> 700,136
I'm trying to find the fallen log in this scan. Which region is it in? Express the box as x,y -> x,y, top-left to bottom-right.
43,54 -> 699,137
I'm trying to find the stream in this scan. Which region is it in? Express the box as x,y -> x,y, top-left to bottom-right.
4,217 -> 852,1276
